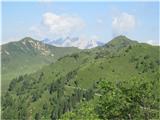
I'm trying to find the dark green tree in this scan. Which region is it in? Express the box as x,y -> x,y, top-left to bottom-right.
35,113 -> 41,120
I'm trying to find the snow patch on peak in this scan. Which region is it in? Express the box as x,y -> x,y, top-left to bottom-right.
42,37 -> 104,49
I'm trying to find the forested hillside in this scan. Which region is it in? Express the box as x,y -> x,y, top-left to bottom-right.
2,36 -> 160,119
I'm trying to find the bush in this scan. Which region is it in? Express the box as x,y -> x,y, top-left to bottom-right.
96,79 -> 159,119
144,55 -> 150,59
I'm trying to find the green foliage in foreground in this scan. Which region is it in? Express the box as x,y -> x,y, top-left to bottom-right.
61,77 -> 159,120
96,79 -> 159,119
61,100 -> 100,120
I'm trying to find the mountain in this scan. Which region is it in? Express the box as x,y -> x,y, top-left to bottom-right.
1,37 -> 80,93
107,35 -> 137,46
42,36 -> 104,49
102,35 -> 138,52
2,36 -> 159,119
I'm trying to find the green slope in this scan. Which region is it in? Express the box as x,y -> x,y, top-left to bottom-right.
1,37 -> 80,93
2,36 -> 160,119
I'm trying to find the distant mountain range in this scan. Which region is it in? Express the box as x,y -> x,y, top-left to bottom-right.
42,37 -> 104,49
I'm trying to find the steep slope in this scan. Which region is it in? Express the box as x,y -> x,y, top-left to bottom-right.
1,37 -> 80,93
2,36 -> 159,119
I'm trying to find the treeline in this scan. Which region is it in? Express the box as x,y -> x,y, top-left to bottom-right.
49,86 -> 95,120
2,68 -> 98,120
48,72 -> 96,120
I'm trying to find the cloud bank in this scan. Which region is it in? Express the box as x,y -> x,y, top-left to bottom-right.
30,12 -> 85,39
112,12 -> 136,36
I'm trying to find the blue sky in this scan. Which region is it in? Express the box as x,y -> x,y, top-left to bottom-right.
1,1 -> 159,45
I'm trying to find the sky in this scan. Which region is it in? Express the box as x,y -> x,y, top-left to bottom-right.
1,1 -> 159,45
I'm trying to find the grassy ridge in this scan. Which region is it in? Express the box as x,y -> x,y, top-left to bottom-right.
1,37 -> 80,93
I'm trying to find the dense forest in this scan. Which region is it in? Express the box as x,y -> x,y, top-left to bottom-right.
2,36 -> 160,119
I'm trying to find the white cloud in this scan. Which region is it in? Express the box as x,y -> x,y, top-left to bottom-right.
30,12 -> 85,39
146,40 -> 160,46
112,12 -> 136,36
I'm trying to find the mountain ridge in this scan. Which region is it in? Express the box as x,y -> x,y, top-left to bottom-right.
1,37 -> 80,93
